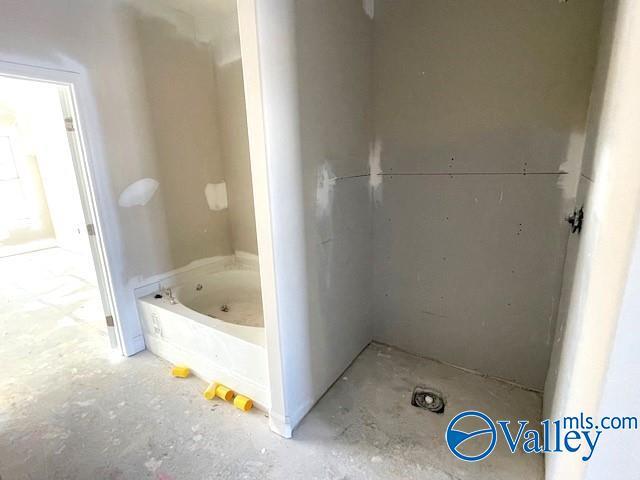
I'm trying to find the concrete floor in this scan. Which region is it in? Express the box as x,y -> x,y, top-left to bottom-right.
0,248 -> 543,479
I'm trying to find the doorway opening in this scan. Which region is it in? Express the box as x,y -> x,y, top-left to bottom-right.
0,73 -> 119,373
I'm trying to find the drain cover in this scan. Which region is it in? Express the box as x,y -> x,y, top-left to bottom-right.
411,386 -> 445,414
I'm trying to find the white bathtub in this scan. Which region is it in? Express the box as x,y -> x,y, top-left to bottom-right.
137,258 -> 269,409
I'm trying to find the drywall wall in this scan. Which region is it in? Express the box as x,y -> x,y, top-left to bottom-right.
543,0 -> 640,477
543,0 -> 618,417
215,59 -> 258,255
133,7 -> 233,266
294,0 -> 374,416
133,0 -> 258,260
371,0 -> 604,389
237,0 -> 374,434
236,0 -> 310,436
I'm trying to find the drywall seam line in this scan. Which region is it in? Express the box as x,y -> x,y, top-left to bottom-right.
378,171 -> 568,176
324,172 -> 569,180
333,173 -> 370,181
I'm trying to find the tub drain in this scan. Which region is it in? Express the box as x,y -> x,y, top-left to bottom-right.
411,386 -> 445,414
220,304 -> 229,312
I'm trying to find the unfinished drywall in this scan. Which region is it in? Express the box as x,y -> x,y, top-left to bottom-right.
237,0 -> 376,433
132,7 -> 233,266
215,59 -> 258,255
543,0 -> 640,477
133,0 -> 258,261
243,0 -> 608,433
293,0 -> 374,414
371,0 -> 604,389
543,0 -> 618,418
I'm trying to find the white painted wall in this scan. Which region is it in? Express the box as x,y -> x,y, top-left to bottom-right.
544,0 -> 640,477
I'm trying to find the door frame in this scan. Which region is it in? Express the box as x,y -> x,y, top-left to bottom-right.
0,60 -> 138,355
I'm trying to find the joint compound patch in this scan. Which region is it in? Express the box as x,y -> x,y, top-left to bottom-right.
205,182 -> 228,211
369,140 -> 383,202
316,163 -> 336,216
118,178 -> 159,207
363,0 -> 374,19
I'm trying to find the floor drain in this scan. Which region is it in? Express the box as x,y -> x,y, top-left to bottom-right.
220,304 -> 229,312
411,386 -> 445,414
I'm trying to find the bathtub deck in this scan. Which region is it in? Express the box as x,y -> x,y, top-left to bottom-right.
1,251 -> 542,480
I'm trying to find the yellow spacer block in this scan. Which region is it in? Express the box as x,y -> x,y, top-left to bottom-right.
203,382 -> 218,400
215,384 -> 234,401
171,365 -> 191,378
233,394 -> 253,412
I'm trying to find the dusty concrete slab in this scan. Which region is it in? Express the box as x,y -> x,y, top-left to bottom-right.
0,248 -> 542,480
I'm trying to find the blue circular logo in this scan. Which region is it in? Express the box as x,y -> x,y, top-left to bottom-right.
446,410 -> 497,462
